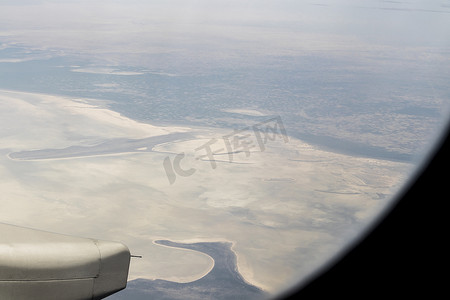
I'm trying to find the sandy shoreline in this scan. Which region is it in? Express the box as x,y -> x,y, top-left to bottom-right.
7,133 -> 191,161
0,88 -> 412,294
151,238 -> 267,291
0,88 -> 264,289
0,88 -> 191,140
150,240 -> 215,283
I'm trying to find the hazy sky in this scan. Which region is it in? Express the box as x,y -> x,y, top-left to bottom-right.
1,1 -> 449,57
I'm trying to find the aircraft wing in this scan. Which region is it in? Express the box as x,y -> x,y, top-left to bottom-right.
0,223 -> 130,300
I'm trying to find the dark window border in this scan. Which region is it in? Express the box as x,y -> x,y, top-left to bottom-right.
279,119 -> 450,299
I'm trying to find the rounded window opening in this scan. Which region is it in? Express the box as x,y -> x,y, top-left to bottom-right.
0,1 -> 448,299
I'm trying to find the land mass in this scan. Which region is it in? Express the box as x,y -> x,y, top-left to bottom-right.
108,240 -> 268,300
8,133 -> 190,161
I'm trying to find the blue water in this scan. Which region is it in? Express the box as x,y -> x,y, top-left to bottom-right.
0,45 -> 446,163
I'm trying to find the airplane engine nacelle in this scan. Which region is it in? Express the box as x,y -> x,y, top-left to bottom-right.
0,223 -> 130,300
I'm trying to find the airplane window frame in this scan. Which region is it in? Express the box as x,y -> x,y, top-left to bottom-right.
278,119 -> 449,299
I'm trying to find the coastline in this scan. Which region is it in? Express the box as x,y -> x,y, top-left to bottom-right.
0,88 -> 413,294
152,238 -> 267,292
150,239 -> 215,283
